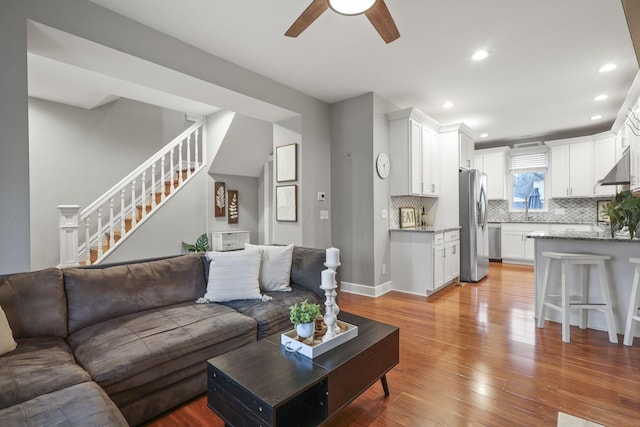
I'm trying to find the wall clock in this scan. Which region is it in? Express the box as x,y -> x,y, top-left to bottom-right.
376,152 -> 390,179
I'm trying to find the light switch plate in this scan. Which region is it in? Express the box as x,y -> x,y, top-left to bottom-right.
320,210 -> 329,220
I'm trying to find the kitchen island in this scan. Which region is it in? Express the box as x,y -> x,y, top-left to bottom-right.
528,230 -> 640,340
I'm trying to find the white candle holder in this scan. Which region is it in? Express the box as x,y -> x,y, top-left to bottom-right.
324,261 -> 341,334
320,265 -> 339,342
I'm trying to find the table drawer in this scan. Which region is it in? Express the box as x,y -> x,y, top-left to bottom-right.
211,231 -> 250,251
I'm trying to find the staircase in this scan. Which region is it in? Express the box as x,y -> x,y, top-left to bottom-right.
58,118 -> 206,267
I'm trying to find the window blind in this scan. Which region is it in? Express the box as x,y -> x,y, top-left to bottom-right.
510,151 -> 548,170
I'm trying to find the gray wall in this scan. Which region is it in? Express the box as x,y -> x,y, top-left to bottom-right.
209,174 -> 260,244
273,124 -> 303,246
28,97 -> 188,270
330,93 -> 375,286
1,0 -> 332,273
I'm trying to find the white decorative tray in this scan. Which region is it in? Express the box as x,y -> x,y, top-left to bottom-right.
280,320 -> 358,359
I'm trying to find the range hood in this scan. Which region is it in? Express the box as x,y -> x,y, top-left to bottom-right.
598,148 -> 630,186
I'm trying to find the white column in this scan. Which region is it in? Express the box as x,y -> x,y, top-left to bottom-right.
57,205 -> 81,267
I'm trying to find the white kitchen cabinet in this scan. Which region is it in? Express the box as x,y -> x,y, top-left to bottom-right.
550,140 -> 594,198
459,132 -> 475,170
549,223 -> 593,232
391,229 -> 459,296
627,106 -> 640,191
501,223 -> 549,264
475,147 -> 508,200
592,133 -> 617,197
211,230 -> 250,251
388,108 -> 441,197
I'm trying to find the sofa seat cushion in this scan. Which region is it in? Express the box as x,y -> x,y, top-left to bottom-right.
0,337 -> 91,410
221,284 -> 323,339
68,302 -> 257,393
0,381 -> 127,426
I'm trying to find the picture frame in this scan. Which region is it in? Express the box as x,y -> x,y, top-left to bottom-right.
214,182 -> 226,217
228,190 -> 239,224
276,185 -> 297,222
399,207 -> 417,228
597,199 -> 610,223
276,143 -> 297,182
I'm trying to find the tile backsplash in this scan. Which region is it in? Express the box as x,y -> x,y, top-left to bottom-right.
487,198 -> 599,224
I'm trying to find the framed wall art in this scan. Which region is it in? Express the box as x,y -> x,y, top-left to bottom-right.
276,143 -> 297,182
214,181 -> 226,217
276,185 -> 297,222
227,190 -> 239,224
399,207 -> 416,228
597,199 -> 610,223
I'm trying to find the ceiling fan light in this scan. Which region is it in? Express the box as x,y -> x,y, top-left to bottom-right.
329,0 -> 377,15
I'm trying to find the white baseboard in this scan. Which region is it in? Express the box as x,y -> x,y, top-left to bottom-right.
341,280 -> 393,298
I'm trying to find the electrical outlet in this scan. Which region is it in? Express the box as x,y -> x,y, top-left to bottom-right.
382,209 -> 388,219
555,208 -> 566,215
320,210 -> 329,220
382,263 -> 386,274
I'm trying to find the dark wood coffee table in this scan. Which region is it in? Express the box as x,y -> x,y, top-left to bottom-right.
207,312 -> 399,426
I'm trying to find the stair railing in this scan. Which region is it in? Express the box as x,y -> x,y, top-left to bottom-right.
58,117 -> 206,267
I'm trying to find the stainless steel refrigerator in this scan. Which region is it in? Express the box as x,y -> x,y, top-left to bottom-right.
459,170 -> 489,282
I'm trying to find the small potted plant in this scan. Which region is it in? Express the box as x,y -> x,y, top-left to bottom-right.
289,300 -> 321,340
606,190 -> 640,239
181,233 -> 210,252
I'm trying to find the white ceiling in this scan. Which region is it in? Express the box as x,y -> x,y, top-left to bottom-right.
31,0 -> 640,145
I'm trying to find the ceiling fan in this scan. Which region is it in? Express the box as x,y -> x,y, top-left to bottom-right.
285,0 -> 400,44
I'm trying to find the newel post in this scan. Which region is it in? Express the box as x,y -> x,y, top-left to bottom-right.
57,205 -> 81,267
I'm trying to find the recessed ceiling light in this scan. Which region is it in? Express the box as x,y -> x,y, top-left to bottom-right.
442,101 -> 454,109
599,63 -> 617,73
480,133 -> 489,138
472,50 -> 489,61
591,115 -> 603,120
594,94 -> 608,101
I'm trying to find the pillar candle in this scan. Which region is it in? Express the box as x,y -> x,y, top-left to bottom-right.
321,269 -> 335,287
326,247 -> 340,266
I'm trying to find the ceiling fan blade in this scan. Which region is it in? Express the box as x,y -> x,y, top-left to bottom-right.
365,0 -> 400,43
285,0 -> 330,37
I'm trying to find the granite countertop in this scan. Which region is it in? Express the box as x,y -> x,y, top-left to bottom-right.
527,230 -> 640,243
390,226 -> 461,233
489,221 -> 593,225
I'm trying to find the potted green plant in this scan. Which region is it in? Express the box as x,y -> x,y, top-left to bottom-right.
289,300 -> 321,339
181,233 -> 210,252
606,190 -> 640,239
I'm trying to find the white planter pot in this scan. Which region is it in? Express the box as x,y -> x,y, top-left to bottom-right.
296,322 -> 315,339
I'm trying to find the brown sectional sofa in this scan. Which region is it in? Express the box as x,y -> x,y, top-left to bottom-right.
0,246 -> 333,426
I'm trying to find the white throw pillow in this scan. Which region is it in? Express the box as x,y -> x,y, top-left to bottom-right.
204,249 -> 263,302
245,244 -> 294,292
0,305 -> 17,356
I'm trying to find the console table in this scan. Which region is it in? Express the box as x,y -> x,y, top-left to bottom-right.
207,312 -> 399,426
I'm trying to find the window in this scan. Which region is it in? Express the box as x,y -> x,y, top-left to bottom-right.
510,148 -> 548,211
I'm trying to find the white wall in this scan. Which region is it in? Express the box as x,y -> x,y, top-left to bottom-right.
28,97 -> 188,270
208,174 -> 260,244
0,0 -> 332,273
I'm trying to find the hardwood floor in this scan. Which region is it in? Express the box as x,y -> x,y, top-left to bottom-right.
146,262 -> 640,426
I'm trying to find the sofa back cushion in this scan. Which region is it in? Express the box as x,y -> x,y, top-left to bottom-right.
0,268 -> 67,338
64,253 -> 206,334
290,246 -> 341,300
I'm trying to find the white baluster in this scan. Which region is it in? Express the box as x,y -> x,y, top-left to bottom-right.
97,208 -> 103,257
57,205 -> 81,267
151,163 -> 157,208
131,180 -> 137,227
170,149 -> 175,193
194,128 -> 200,168
141,171 -> 147,219
120,189 -> 126,237
160,156 -> 166,201
85,218 -> 91,264
186,133 -> 191,178
179,141 -> 184,185
108,198 -> 115,247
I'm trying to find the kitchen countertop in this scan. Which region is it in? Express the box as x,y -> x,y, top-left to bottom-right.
527,230 -> 640,242
489,221 -> 593,225
390,226 -> 461,233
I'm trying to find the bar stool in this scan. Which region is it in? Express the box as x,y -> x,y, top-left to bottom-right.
623,258 -> 640,346
536,251 -> 618,343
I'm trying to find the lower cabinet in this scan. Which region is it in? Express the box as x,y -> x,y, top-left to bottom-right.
391,229 -> 460,296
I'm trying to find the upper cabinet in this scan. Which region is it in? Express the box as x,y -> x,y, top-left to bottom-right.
475,147 -> 509,200
388,108 -> 441,197
549,138 -> 594,198
459,133 -> 475,170
592,133 -> 617,197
